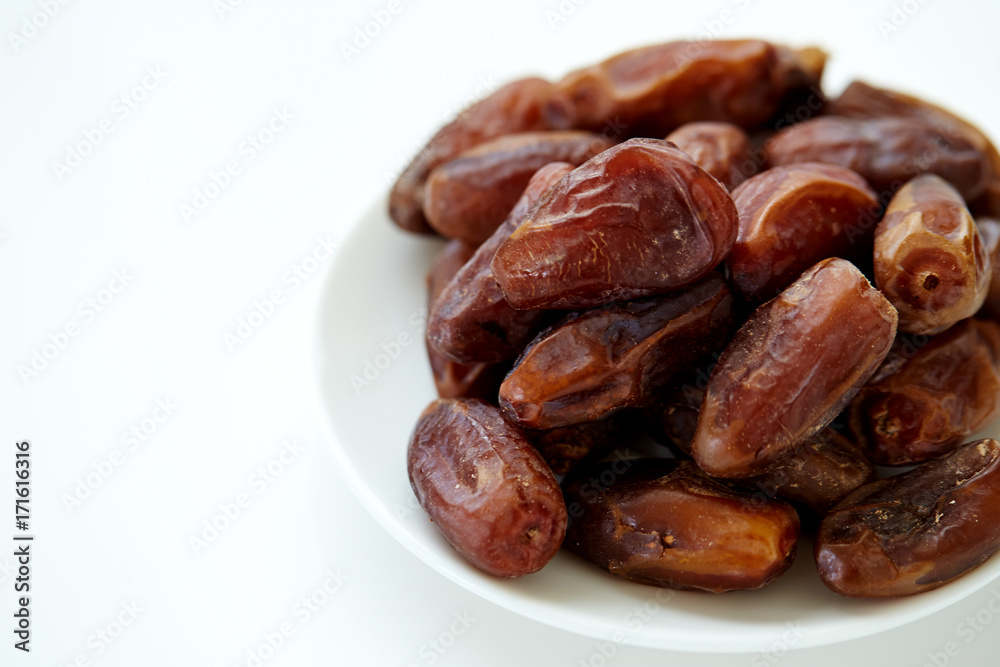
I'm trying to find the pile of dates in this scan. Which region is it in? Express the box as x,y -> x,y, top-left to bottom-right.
396,39 -> 1000,597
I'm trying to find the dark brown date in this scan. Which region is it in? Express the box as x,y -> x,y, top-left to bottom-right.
816,438 -> 1000,598
978,217 -> 1000,317
648,382 -> 875,514
407,399 -> 567,578
766,116 -> 991,201
563,458 -> 800,592
874,174 -> 991,335
423,131 -> 614,243
728,162 -> 879,302
848,319 -> 1000,465
829,80 -> 1000,216
692,258 -> 897,478
665,121 -> 753,190
500,273 -> 734,430
425,239 -> 506,400
427,162 -> 574,363
552,39 -> 825,138
389,78 -> 570,234
492,138 -> 739,310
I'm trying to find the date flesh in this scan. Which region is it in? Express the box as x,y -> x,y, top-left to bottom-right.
848,319 -> 1000,465
978,217 -> 1000,317
407,399 -> 567,577
766,116 -> 991,201
728,162 -> 879,302
692,258 -> 897,478
492,138 -> 739,310
563,459 -> 800,592
874,174 -> 991,335
552,39 -> 825,138
427,162 -> 574,364
423,131 -> 615,243
665,121 -> 753,190
816,439 -> 1000,598
500,273 -> 734,430
389,77 -> 570,234
425,240 -> 507,400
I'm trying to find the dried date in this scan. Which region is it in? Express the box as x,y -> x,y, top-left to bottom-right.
500,273 -> 734,430
728,162 -> 879,302
423,131 -> 614,243
492,138 -> 738,310
874,174 -> 991,335
563,458 -> 800,592
407,399 -> 567,577
692,258 -> 897,478
816,439 -> 1000,598
665,121 -> 753,190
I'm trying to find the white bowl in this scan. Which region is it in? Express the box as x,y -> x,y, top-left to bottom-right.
311,196 -> 1000,652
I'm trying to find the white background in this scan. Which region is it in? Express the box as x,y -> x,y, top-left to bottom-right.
2,0 -> 1000,665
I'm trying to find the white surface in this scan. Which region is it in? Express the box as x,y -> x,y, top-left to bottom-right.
3,0 -> 1000,665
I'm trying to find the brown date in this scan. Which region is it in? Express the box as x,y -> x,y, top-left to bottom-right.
665,121 -> 753,190
563,458 -> 800,592
828,80 -> 1000,216
423,131 -> 614,243
728,162 -> 879,302
648,381 -> 875,515
500,273 -> 734,430
427,162 -> 574,364
978,217 -> 1000,317
816,438 -> 1000,598
766,116 -> 991,201
848,319 -> 1000,465
425,239 -> 507,400
552,39 -> 825,138
874,174 -> 991,335
692,258 -> 897,478
389,77 -> 570,234
407,399 -> 567,578
491,138 -> 739,310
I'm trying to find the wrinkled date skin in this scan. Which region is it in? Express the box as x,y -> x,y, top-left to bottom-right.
816,439 -> 1000,598
728,162 -> 879,302
766,116 -> 991,202
407,399 -> 568,578
829,80 -> 1000,216
425,239 -> 507,400
500,273 -> 734,430
526,414 -> 634,475
692,258 -> 898,478
427,162 -> 574,363
874,174 -> 991,335
665,121 -> 753,190
551,39 -> 826,138
978,217 -> 1000,317
848,319 -> 1000,465
648,383 -> 875,514
492,138 -> 739,310
389,77 -> 570,234
423,131 -> 615,243
563,459 -> 800,592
